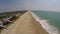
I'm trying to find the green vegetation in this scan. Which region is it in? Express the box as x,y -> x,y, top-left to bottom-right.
0,10 -> 27,19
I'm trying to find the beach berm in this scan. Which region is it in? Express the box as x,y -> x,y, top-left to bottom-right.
1,11 -> 48,34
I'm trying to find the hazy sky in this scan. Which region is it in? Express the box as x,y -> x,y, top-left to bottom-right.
0,0 -> 60,12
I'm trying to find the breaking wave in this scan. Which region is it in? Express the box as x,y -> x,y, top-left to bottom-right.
29,11 -> 59,34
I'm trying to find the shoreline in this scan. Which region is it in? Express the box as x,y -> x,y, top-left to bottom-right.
29,11 -> 59,34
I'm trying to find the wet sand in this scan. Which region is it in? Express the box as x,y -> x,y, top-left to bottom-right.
1,12 -> 48,34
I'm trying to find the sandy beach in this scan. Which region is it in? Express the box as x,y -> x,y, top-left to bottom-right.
1,11 -> 48,34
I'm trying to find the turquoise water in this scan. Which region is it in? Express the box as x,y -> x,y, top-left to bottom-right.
32,10 -> 60,30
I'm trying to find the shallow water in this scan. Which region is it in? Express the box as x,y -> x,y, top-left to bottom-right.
31,10 -> 60,33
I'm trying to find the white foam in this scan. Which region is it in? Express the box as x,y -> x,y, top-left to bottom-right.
29,11 -> 59,34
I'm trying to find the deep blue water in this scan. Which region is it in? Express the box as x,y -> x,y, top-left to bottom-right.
32,10 -> 60,30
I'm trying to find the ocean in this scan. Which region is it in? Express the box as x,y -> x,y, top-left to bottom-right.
31,10 -> 60,34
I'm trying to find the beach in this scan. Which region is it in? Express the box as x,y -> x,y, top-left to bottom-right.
1,11 -> 48,34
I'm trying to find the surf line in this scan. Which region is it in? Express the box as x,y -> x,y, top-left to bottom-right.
29,10 -> 59,34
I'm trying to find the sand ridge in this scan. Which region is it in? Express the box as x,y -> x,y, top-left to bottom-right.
1,12 -> 48,34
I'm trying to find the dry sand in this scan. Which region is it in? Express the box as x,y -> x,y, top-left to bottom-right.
1,12 -> 48,34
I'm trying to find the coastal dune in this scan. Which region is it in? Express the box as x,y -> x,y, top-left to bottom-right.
1,11 -> 48,34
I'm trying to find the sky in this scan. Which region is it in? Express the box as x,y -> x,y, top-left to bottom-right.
0,0 -> 60,12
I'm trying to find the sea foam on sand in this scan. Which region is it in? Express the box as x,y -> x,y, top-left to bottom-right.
29,11 -> 59,34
